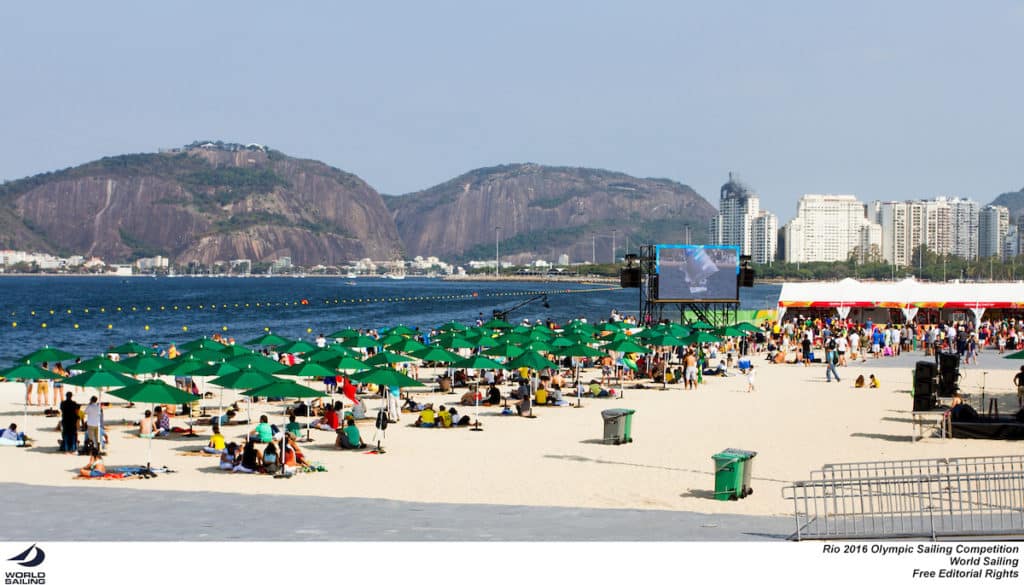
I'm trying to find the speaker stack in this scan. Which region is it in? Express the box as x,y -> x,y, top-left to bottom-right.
913,360 -> 938,411
937,352 -> 960,398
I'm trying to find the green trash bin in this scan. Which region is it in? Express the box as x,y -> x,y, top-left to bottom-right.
601,408 -> 635,444
722,448 -> 758,497
712,452 -> 743,501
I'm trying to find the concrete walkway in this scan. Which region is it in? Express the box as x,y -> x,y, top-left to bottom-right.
1,483 -> 792,541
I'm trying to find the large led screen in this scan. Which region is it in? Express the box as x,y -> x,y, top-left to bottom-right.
654,244 -> 739,302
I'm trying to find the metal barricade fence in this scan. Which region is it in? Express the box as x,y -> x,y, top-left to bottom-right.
783,456 -> 1024,541
813,455 -> 1024,482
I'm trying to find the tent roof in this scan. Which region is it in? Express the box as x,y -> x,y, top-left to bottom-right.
778,278 -> 1024,309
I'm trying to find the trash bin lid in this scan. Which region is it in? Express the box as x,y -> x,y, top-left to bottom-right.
722,448 -> 758,459
712,452 -> 742,462
601,408 -> 632,418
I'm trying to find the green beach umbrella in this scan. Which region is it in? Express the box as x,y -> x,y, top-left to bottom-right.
386,325 -> 417,336
647,334 -> 688,347
386,338 -> 427,353
192,362 -> 241,377
522,339 -> 554,353
326,328 -> 361,340
158,358 -> 213,378
689,321 -> 714,330
227,354 -> 286,374
110,341 -> 154,355
681,331 -> 722,345
319,355 -> 370,372
217,344 -> 254,358
436,335 -> 477,350
341,335 -> 379,349
734,322 -> 762,333
555,343 -> 606,358
119,355 -> 174,375
277,339 -> 317,354
484,343 -> 525,359
62,367 -> 135,388
452,355 -> 507,371
714,326 -> 746,338
1004,349 -> 1024,359
551,337 -> 576,348
72,356 -> 131,374
438,321 -> 468,332
176,348 -> 227,363
506,351 -> 560,371
210,368 -> 280,390
19,346 -> 77,364
244,333 -> 289,347
241,380 -> 327,400
351,367 -> 425,388
179,337 -> 226,352
408,347 -> 461,364
377,334 -> 407,346
364,351 -> 415,367
110,380 -> 199,468
278,361 -> 339,378
601,339 -> 652,354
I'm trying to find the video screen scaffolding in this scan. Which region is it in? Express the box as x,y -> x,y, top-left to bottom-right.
635,244 -> 744,327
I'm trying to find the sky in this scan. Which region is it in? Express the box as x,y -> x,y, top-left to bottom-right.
2,0 -> 1023,222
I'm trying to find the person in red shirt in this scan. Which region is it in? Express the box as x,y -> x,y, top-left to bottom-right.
313,403 -> 340,431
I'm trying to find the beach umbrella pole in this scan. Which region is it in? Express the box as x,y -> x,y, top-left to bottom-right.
472,389 -> 482,432
575,363 -> 582,408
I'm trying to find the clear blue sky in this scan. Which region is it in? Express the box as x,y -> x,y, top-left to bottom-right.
3,0 -> 1022,221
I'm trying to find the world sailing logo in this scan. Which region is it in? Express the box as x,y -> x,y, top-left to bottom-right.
5,545 -> 45,585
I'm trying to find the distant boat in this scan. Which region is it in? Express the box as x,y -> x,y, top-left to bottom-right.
345,271 -> 357,279
384,273 -> 406,280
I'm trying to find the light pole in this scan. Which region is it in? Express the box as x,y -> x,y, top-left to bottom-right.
611,229 -> 617,263
592,235 -> 596,264
495,226 -> 501,277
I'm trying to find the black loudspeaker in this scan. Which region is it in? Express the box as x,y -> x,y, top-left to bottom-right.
914,361 -> 938,381
913,378 -> 935,397
619,267 -> 642,288
739,269 -> 755,288
914,394 -> 937,412
938,352 -> 960,375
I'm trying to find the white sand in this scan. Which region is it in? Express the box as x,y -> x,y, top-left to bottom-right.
1,353 -> 1021,517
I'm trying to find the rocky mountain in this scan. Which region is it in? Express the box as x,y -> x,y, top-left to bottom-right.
991,188 -> 1024,220
386,164 -> 715,264
1,142 -> 403,265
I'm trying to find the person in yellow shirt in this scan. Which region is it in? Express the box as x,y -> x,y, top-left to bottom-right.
535,386 -> 549,405
414,405 -> 436,427
203,425 -> 226,454
437,406 -> 453,428
167,344 -> 179,359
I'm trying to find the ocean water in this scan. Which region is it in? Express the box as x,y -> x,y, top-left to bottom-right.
0,276 -> 780,362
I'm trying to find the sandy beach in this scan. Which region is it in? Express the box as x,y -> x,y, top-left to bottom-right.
2,349 -> 1020,520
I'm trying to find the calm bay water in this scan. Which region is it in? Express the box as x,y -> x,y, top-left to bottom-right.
0,276 -> 780,362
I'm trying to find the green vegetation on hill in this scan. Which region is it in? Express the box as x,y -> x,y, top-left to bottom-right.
758,247 -> 1024,282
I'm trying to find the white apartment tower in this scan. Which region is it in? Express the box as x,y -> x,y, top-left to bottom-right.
783,194 -> 881,263
709,174 -> 777,264
873,199 -> 951,266
946,197 -> 979,260
978,205 -> 1010,259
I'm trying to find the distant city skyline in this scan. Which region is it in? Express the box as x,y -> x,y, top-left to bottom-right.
2,1 -> 1023,223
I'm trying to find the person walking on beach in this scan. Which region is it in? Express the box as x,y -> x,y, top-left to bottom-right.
59,391 -> 80,453
746,364 -> 755,392
825,345 -> 841,383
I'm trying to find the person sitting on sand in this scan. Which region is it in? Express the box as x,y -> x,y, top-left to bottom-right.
208,408 -> 238,426
312,404 -> 340,432
588,381 -> 610,398
414,404 -> 436,427
437,405 -> 453,428
535,386 -> 550,405
336,418 -> 366,449
854,375 -> 866,388
80,446 -> 106,477
285,414 -> 302,440
220,442 -> 239,470
154,406 -> 171,437
460,387 -> 482,406
350,400 -> 368,419
869,374 -> 880,388
249,415 -> 274,443
262,441 -> 280,473
0,423 -> 26,446
139,410 -> 156,438
483,383 -> 502,406
204,425 -> 226,454
233,440 -> 261,473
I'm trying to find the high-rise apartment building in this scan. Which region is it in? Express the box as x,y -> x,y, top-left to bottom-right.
708,174 -> 778,264
978,205 -> 1010,259
782,194 -> 881,263
946,197 -> 979,260
873,199 -> 951,266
